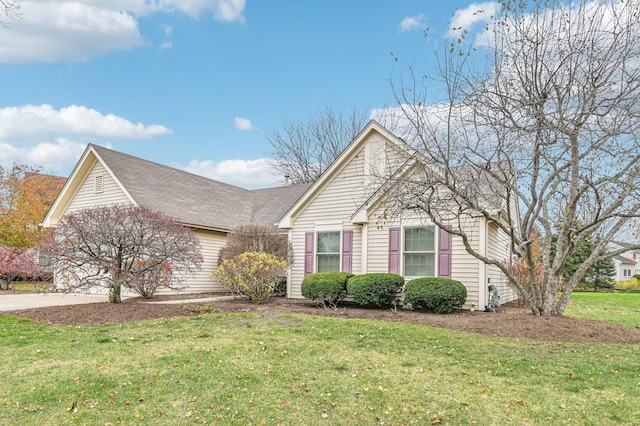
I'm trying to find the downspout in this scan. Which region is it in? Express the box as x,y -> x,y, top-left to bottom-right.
360,223 -> 368,274
478,217 -> 488,311
286,229 -> 293,299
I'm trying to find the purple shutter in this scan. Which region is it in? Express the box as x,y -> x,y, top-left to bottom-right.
342,230 -> 353,273
438,227 -> 452,278
304,232 -> 314,276
388,227 -> 401,274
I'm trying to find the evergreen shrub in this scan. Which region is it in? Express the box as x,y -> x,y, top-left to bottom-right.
404,277 -> 467,313
301,272 -> 353,307
346,273 -> 404,307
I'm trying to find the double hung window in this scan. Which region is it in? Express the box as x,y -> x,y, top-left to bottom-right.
317,231 -> 340,272
403,226 -> 435,277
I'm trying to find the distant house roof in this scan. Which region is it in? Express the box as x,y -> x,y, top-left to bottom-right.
613,255 -> 636,265
45,144 -> 310,232
23,172 -> 67,188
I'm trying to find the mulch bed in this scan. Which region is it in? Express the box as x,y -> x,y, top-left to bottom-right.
4,293 -> 640,344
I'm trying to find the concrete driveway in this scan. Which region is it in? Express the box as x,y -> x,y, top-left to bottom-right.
0,293 -> 108,312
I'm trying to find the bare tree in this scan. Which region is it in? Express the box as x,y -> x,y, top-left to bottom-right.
385,0 -> 640,316
218,224 -> 293,296
0,0 -> 20,26
267,105 -> 370,184
41,205 -> 203,303
218,224 -> 293,266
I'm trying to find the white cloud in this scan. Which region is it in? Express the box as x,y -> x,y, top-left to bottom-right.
399,14 -> 426,32
233,117 -> 254,131
0,0 -> 246,63
0,104 -> 172,142
0,139 -> 86,174
447,2 -> 500,38
184,158 -> 282,189
0,104 -> 171,175
0,2 -> 145,63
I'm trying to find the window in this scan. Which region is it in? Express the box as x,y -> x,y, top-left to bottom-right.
317,231 -> 340,272
404,226 -> 435,277
624,269 -> 631,277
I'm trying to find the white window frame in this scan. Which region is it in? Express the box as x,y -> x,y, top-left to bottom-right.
402,225 -> 437,278
316,230 -> 341,273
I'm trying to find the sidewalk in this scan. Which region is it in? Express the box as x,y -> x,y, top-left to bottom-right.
0,292 -> 239,311
0,293 -> 108,311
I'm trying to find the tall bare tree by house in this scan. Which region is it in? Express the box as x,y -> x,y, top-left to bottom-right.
383,0 -> 640,316
267,105 -> 369,184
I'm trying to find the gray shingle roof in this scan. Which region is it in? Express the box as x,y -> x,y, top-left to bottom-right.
91,145 -> 309,230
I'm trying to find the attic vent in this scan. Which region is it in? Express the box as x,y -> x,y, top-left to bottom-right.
365,139 -> 387,186
94,175 -> 104,194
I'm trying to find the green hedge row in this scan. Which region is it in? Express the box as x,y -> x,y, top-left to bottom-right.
301,272 -> 467,313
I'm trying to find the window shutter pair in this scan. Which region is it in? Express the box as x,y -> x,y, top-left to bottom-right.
304,231 -> 353,276
387,227 -> 451,277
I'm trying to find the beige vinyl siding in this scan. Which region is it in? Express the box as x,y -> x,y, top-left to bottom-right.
59,160 -> 228,295
288,228 -> 307,298
289,224 -> 362,299
288,134 -> 407,297
66,161 -> 131,213
486,223 -> 518,304
365,198 -> 483,308
288,143 -> 370,297
54,230 -> 227,296
156,229 -> 228,294
450,222 -> 482,309
366,221 -> 391,273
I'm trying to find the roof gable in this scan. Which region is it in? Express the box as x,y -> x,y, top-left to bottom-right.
42,145 -> 136,227
277,120 -> 412,228
43,144 -> 309,231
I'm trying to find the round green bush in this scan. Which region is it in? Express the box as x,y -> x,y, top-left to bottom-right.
301,272 -> 353,307
404,277 -> 467,313
346,273 -> 405,307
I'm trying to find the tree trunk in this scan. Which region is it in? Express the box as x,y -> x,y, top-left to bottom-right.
108,285 -> 121,303
537,275 -> 562,316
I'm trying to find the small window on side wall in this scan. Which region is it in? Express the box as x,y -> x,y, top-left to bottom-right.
317,231 -> 340,272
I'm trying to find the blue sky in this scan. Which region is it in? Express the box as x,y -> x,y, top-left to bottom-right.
0,1 -> 497,188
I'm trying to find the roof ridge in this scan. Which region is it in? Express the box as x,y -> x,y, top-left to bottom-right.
90,143 -> 252,193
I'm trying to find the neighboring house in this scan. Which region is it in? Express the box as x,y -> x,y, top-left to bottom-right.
43,121 -> 518,309
277,121 -> 518,309
609,241 -> 639,281
42,144 -> 310,294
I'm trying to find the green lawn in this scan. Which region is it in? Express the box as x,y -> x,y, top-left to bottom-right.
1,296 -> 639,425
566,292 -> 640,328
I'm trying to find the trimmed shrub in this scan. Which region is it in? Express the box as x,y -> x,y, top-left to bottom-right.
404,277 -> 467,314
346,273 -> 404,307
301,272 -> 353,307
215,252 -> 287,304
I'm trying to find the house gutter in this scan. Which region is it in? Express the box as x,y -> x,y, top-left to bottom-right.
179,221 -> 231,234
